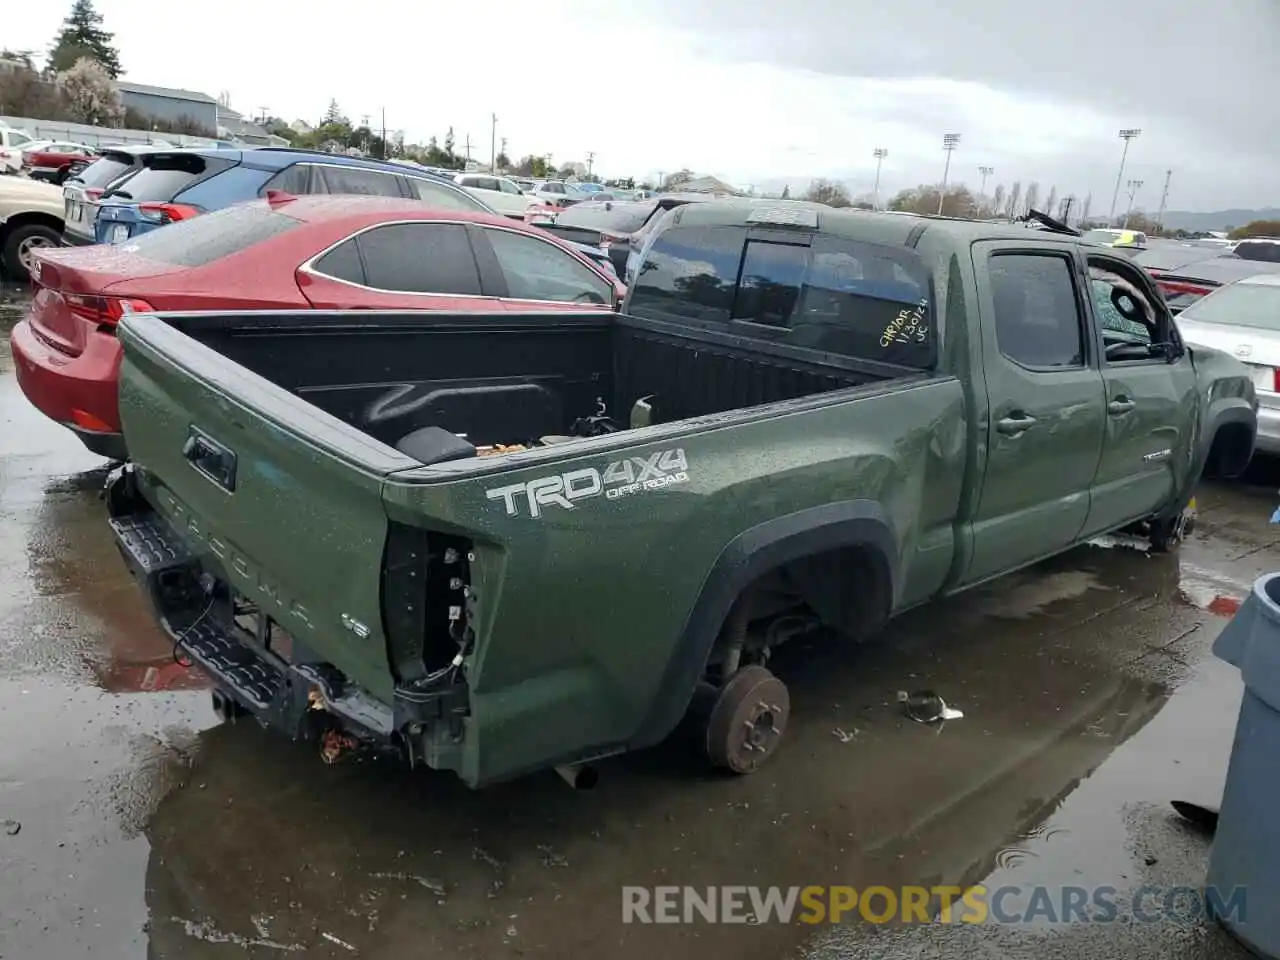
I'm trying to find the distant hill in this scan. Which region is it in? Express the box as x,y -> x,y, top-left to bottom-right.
1160,208 -> 1280,232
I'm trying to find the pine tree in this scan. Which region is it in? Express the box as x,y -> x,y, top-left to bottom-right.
781,184 -> 791,199
48,0 -> 121,78
323,98 -> 342,125
444,126 -> 455,157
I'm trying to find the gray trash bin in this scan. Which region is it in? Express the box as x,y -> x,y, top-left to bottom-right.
1207,571 -> 1280,959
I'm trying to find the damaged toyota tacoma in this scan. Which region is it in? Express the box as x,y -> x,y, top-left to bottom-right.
106,202 -> 1257,787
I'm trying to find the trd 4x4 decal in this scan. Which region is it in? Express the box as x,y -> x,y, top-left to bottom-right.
486,448 -> 690,518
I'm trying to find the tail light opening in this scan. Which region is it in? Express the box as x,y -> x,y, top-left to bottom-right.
1271,369 -> 1280,395
137,202 -> 200,225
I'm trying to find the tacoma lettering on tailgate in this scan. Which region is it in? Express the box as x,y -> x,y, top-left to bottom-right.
158,489 -> 314,630
486,448 -> 690,519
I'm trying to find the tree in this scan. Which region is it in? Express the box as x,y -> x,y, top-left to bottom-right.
1,49 -> 38,69
495,151 -> 510,170
1043,186 -> 1058,219
444,126 -> 455,157
1228,220 -> 1280,241
780,184 -> 791,200
48,0 -> 121,77
1121,212 -> 1161,234
989,184 -> 1006,219
323,98 -> 343,125
558,164 -> 577,179
0,59 -> 67,119
804,178 -> 851,208
663,169 -> 694,189
1006,182 -> 1022,218
888,184 -> 977,218
57,56 -> 122,125
1023,182 -> 1040,216
1080,193 -> 1093,225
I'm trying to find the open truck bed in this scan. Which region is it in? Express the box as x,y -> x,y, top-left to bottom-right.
106,307 -> 954,785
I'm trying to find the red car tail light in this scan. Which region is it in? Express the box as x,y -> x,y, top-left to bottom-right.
85,188 -> 105,200
1271,369 -> 1280,395
1156,278 -> 1215,299
64,294 -> 155,331
137,202 -> 199,225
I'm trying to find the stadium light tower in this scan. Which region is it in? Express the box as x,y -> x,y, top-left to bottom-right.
872,147 -> 888,209
937,134 -> 961,215
1108,128 -> 1142,223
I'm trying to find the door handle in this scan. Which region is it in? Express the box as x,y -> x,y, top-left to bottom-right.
183,428 -> 238,492
996,413 -> 1037,436
1108,397 -> 1136,416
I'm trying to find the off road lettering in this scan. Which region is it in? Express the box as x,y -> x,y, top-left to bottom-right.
487,448 -> 691,518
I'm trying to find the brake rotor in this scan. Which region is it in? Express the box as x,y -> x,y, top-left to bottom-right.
705,665 -> 790,774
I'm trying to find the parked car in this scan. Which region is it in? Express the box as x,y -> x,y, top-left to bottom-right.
1081,228 -> 1148,249
60,146 -> 156,247
102,201 -> 1254,787
453,173 -> 535,219
530,194 -> 715,279
22,142 -> 98,184
1145,254 -> 1280,314
89,147 -> 494,245
1233,238 -> 1280,263
1174,274 -> 1280,455
525,179 -> 584,210
10,194 -> 624,459
0,175 -> 65,280
0,127 -> 37,174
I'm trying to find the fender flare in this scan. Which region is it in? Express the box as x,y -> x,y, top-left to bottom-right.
1163,398 -> 1256,520
629,499 -> 898,749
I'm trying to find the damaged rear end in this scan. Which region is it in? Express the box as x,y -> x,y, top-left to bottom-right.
106,313 -> 479,773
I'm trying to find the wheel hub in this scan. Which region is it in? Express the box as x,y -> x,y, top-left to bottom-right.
18,235 -> 55,272
705,666 -> 791,774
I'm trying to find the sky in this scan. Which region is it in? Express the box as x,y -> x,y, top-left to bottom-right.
7,0 -> 1278,212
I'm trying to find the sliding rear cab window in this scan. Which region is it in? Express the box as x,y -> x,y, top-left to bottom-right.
628,217 -> 935,368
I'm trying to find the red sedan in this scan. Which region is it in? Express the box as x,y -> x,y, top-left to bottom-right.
22,141 -> 98,184
10,193 -> 624,460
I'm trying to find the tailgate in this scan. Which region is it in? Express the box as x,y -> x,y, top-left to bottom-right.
114,313 -> 421,701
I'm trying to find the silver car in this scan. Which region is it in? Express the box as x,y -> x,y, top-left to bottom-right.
1176,274 -> 1280,453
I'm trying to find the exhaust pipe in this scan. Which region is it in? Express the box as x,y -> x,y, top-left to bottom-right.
555,763 -> 599,790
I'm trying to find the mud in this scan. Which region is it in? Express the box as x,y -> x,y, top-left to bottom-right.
0,283 -> 1269,958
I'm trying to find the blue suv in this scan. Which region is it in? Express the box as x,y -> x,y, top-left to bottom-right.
91,148 -> 493,244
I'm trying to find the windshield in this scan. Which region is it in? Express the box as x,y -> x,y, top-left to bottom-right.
1179,282 -> 1280,330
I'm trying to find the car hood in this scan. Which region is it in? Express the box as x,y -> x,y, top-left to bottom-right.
0,176 -> 65,217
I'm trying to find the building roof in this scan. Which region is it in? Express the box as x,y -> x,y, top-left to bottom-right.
116,81 -> 218,105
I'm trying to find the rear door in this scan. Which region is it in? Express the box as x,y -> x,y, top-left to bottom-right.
1082,253 -> 1198,535
114,312 -> 416,700
964,242 -> 1107,584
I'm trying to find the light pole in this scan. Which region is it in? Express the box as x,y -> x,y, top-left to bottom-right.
872,147 -> 887,209
1124,179 -> 1144,229
1108,128 -> 1141,224
1155,168 -> 1172,234
978,165 -> 993,213
937,134 -> 961,215
586,151 -> 595,178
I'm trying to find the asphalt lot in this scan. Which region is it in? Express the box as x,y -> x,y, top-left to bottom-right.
0,280 -> 1272,959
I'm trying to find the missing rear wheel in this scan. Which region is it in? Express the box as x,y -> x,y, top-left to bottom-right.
705,665 -> 790,774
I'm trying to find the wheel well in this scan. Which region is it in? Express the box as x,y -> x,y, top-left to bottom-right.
703,542 -> 894,679
0,212 -> 65,243
1206,422 -> 1254,479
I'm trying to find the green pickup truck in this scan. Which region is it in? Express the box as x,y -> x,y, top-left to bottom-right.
106,202 -> 1257,788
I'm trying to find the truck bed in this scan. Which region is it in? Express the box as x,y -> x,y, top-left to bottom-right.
159,309 -> 923,461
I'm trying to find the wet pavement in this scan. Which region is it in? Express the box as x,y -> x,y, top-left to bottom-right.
0,279 -> 1272,958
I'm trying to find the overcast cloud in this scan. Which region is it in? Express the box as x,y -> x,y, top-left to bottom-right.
7,0 -> 1277,210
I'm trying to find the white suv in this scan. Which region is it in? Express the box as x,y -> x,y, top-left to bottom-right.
453,174 -> 533,219
0,127 -> 36,174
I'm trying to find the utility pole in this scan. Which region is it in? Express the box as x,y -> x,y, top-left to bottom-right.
361,113 -> 371,129
586,151 -> 595,178
872,147 -> 887,209
1155,168 -> 1172,234
1061,195 -> 1076,225
1109,128 -> 1141,224
257,106 -> 270,124
490,113 -> 497,172
978,165 -> 994,211
464,134 -> 472,163
1124,179 -> 1144,229
937,134 -> 961,215
380,107 -> 386,159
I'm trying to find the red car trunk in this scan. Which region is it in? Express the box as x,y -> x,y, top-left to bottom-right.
28,251 -> 168,357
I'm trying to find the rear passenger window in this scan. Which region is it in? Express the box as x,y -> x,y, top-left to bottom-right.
319,166 -> 404,197
262,164 -> 313,194
408,177 -> 488,212
990,253 -> 1084,368
312,239 -> 365,285
627,225 -> 743,323
355,223 -> 482,295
